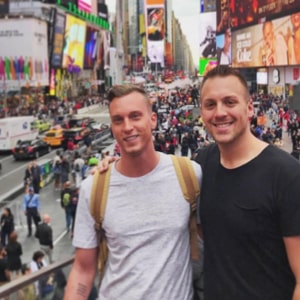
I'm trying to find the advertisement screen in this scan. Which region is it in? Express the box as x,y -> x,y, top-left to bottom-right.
62,14 -> 86,70
216,0 -> 300,33
232,12 -> 300,67
0,18 -> 49,88
145,3 -> 165,69
199,12 -> 217,61
78,0 -> 92,13
199,58 -> 217,76
216,29 -> 232,65
51,12 -> 66,68
84,26 -> 99,69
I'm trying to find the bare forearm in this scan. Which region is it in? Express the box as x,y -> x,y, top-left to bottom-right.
64,266 -> 97,299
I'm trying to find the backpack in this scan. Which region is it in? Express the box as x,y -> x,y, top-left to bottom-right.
62,191 -> 71,207
90,155 -> 200,283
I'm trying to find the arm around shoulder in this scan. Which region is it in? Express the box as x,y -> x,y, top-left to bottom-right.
64,247 -> 98,300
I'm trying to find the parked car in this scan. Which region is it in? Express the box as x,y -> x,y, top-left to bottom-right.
30,120 -> 52,133
12,138 -> 52,160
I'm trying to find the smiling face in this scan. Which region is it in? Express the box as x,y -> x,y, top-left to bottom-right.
109,91 -> 157,157
200,75 -> 254,146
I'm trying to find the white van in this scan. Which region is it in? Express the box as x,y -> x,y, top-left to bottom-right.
0,116 -> 38,151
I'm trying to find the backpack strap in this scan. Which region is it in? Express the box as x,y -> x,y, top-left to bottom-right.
90,164 -> 112,280
171,155 -> 200,260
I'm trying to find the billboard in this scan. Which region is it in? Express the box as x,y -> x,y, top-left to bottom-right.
216,0 -> 300,33
98,3 -> 108,22
145,0 -> 165,69
199,12 -> 217,59
51,12 -> 66,68
216,29 -> 232,65
62,14 -> 86,70
84,26 -> 99,69
78,0 -> 92,13
231,12 -> 300,68
199,58 -> 217,76
0,18 -> 49,88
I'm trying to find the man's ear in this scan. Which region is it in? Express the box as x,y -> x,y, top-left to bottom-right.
151,112 -> 157,129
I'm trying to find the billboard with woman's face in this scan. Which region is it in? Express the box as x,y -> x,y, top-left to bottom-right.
145,0 -> 165,69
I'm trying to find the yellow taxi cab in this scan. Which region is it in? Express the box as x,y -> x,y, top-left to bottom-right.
43,126 -> 64,147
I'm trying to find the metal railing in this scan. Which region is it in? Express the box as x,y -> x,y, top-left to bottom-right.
0,256 -> 75,298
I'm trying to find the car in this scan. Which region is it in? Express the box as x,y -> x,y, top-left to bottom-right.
30,120 -> 52,133
61,127 -> 91,150
12,138 -> 52,160
43,126 -> 64,147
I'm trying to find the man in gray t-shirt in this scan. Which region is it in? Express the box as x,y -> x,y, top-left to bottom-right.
64,85 -> 202,300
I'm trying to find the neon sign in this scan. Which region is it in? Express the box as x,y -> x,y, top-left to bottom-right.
56,0 -> 110,30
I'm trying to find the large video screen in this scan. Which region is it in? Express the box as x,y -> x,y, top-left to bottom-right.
231,12 -> 300,68
84,26 -> 99,69
216,0 -> 300,34
62,14 -> 86,70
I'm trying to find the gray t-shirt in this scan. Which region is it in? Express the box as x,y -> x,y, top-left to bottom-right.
73,152 -> 202,300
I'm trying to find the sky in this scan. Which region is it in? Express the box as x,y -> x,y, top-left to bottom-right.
106,0 -> 201,67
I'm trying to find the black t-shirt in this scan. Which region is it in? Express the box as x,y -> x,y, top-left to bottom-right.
195,144 -> 300,300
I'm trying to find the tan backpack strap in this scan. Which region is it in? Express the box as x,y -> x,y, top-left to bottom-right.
171,155 -> 200,260
90,165 -> 112,228
90,165 -> 112,281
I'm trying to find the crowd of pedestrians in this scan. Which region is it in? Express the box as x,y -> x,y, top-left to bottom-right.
0,77 -> 299,299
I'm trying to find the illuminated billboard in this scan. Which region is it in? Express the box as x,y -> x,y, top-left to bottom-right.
51,12 -> 66,68
199,58 -> 217,76
62,14 -> 86,70
216,29 -> 232,65
0,18 -> 49,87
78,0 -> 92,13
84,26 -> 99,69
216,0 -> 300,33
199,12 -> 217,60
145,0 -> 165,69
231,12 -> 300,68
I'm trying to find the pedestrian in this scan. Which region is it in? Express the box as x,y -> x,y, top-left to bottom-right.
5,231 -> 22,279
0,207 -> 14,246
0,246 -> 10,296
30,250 -> 54,299
23,162 -> 33,192
194,65 -> 300,299
31,160 -> 42,194
35,214 -> 53,263
60,182 -> 74,234
64,84 -> 202,299
22,186 -> 41,237
60,156 -> 70,186
69,187 -> 79,238
73,152 -> 84,188
52,150 -> 62,191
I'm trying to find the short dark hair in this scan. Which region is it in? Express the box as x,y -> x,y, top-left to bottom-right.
32,250 -> 45,262
200,65 -> 249,97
